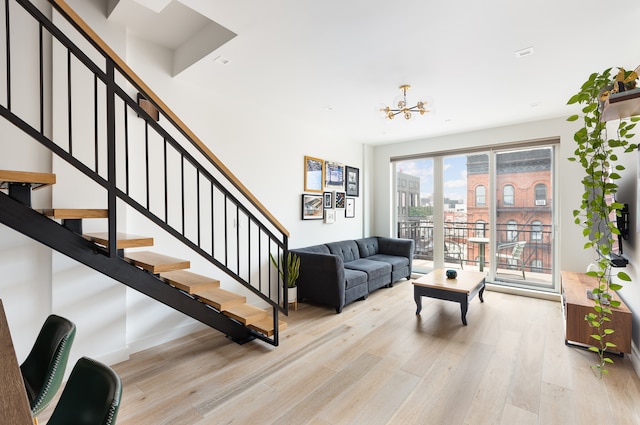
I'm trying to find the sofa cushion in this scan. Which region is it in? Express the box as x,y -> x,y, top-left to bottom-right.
326,240 -> 361,263
344,268 -> 368,289
355,237 -> 379,258
345,258 -> 391,280
294,244 -> 331,254
367,254 -> 409,271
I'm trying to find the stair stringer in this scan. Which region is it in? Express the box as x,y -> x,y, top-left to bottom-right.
0,191 -> 261,344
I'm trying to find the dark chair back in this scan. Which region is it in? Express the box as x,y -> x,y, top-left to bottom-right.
46,356 -> 122,425
20,314 -> 76,416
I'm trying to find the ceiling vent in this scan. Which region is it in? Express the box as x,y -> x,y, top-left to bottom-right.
515,47 -> 534,58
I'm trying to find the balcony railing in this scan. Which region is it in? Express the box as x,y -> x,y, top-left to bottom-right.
398,220 -> 553,275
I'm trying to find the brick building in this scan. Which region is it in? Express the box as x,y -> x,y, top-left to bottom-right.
466,149 -> 553,275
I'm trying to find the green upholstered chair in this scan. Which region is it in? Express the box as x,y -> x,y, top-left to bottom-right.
46,356 -> 122,425
20,314 -> 76,424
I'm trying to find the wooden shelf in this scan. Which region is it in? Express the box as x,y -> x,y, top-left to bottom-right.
601,65 -> 640,122
602,92 -> 640,121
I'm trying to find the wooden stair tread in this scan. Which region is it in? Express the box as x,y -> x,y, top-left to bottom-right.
40,209 -> 108,219
193,287 -> 245,311
160,270 -> 219,294
85,232 -> 154,249
0,170 -> 56,189
125,251 -> 190,273
223,304 -> 268,325
249,319 -> 287,337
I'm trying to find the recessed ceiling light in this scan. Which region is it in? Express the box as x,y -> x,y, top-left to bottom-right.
515,47 -> 534,58
214,56 -> 230,65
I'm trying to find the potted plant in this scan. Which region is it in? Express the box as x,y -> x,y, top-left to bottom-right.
270,251 -> 301,308
567,66 -> 638,377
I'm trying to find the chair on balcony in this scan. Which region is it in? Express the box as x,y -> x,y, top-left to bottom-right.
496,241 -> 526,279
444,240 -> 464,269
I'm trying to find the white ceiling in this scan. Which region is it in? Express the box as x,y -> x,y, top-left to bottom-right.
104,0 -> 640,146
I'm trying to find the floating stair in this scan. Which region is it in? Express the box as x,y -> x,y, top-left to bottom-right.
41,208 -> 108,233
85,232 -> 154,250
223,304 -> 269,326
249,318 -> 288,337
0,170 -> 56,206
0,169 -> 56,188
194,287 -> 246,311
125,251 -> 190,274
160,270 -> 220,293
41,208 -> 108,219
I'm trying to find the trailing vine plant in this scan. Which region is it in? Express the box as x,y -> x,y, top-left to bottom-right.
567,67 -> 638,378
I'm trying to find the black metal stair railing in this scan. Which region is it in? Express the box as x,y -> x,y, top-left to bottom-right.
0,0 -> 289,345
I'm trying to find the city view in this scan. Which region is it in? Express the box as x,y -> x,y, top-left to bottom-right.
396,147 -> 554,288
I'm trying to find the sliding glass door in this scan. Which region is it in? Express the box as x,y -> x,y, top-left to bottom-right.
395,158 -> 433,274
394,143 -> 556,291
492,147 -> 554,288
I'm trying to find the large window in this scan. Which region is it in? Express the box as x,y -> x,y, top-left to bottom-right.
394,144 -> 555,291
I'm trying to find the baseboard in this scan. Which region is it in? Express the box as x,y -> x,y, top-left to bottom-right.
126,321 -> 209,355
630,341 -> 640,379
94,346 -> 131,367
485,283 -> 561,302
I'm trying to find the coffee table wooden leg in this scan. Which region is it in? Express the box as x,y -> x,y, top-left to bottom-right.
479,284 -> 485,302
461,301 -> 468,326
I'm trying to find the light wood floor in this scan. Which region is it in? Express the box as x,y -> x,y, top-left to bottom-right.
41,279 -> 640,425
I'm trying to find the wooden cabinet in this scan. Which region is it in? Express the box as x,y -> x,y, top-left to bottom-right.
561,271 -> 632,354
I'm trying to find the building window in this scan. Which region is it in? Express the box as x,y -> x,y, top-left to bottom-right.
475,220 -> 486,237
535,184 -> 547,206
531,259 -> 543,273
503,184 -> 514,206
531,220 -> 543,241
475,185 -> 486,206
507,220 -> 518,241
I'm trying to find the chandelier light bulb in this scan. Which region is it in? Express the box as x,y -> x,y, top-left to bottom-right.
381,84 -> 430,120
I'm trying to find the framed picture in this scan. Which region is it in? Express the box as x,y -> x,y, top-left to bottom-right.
301,194 -> 323,220
334,191 -> 346,209
324,161 -> 345,191
345,197 -> 355,218
304,156 -> 324,193
323,191 -> 332,209
324,209 -> 336,224
345,166 -> 359,197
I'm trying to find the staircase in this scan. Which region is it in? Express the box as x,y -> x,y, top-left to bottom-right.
0,0 -> 290,346
0,170 -> 286,341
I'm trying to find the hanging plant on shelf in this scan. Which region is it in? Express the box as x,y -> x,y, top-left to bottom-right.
567,66 -> 638,378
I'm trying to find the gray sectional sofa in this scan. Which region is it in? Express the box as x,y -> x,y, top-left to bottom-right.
291,237 -> 414,313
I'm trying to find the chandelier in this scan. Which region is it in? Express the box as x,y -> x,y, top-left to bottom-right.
381,84 -> 429,120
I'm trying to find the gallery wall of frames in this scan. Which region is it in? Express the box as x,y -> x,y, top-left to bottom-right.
302,155 -> 358,222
